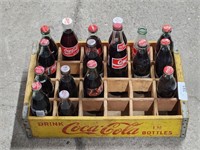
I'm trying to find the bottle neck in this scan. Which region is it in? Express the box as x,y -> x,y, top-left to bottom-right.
41,33 -> 51,38
163,74 -> 174,79
111,30 -> 123,44
62,24 -> 73,31
138,46 -> 148,55
160,45 -> 170,52
60,98 -> 70,105
89,31 -> 97,37
86,68 -> 99,78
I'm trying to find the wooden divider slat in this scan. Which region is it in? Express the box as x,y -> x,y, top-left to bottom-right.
157,98 -> 178,111
152,81 -> 159,115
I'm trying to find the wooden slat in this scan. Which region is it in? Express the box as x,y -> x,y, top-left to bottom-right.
24,54 -> 37,105
152,81 -> 159,115
104,100 -> 108,116
131,78 -> 153,92
82,100 -> 104,111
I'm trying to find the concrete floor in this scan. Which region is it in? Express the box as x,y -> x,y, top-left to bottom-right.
0,0 -> 199,149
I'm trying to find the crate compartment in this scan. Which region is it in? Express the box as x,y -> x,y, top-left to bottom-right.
107,99 -> 129,116
107,79 -> 129,98
59,61 -> 81,77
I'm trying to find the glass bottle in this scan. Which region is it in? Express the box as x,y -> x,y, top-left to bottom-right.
58,90 -> 75,116
31,82 -> 52,116
59,65 -> 78,97
34,66 -> 54,97
60,17 -> 80,60
157,66 -> 177,98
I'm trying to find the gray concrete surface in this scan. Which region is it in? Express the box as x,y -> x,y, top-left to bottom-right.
0,0 -> 199,149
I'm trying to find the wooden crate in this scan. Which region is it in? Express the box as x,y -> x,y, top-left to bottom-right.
22,41 -> 189,138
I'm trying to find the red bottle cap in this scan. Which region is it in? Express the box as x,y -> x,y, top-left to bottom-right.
88,24 -> 98,33
138,39 -> 148,47
87,60 -> 97,69
32,82 -> 42,91
62,18 -> 72,25
40,25 -> 50,34
163,66 -> 174,75
113,17 -> 123,24
162,24 -> 172,33
59,90 -> 70,99
113,23 -> 122,31
161,38 -> 170,46
40,38 -> 49,46
61,65 -> 70,74
35,66 -> 45,75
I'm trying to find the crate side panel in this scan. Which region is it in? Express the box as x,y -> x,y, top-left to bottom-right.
29,116 -> 182,137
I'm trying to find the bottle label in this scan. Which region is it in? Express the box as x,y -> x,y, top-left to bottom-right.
31,108 -> 47,116
45,62 -> 56,76
117,43 -> 126,52
87,83 -> 103,97
97,48 -> 102,56
112,55 -> 128,69
61,44 -> 79,57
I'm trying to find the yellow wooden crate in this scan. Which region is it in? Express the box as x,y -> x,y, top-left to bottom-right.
22,41 -> 189,138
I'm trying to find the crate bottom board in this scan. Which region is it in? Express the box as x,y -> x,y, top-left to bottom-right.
29,116 -> 182,137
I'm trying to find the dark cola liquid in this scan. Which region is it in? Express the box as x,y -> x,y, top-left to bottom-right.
35,74 -> 54,97
133,49 -> 150,77
84,70 -> 104,98
155,46 -> 173,77
42,36 -> 58,60
60,29 -> 80,60
38,46 -> 56,78
109,31 -> 127,45
108,42 -> 128,77
59,75 -> 78,97
87,35 -> 103,59
58,101 -> 75,116
31,90 -> 51,116
157,75 -> 177,98
156,33 -> 173,54
83,51 -> 103,76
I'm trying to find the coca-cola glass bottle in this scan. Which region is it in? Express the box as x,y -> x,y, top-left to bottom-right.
132,27 -> 149,58
109,17 -> 127,44
40,25 -> 58,60
157,66 -> 177,98
59,65 -> 78,97
132,39 -> 150,78
108,23 -> 128,77
84,60 -> 104,97
87,24 -> 103,59
60,18 -> 80,60
34,66 -> 54,97
31,82 -> 52,116
83,39 -> 103,76
155,38 -> 174,77
156,24 -> 173,54
38,38 -> 57,78
58,90 -> 75,116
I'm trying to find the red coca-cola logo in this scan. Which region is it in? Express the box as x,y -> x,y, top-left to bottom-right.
61,44 -> 79,57
62,122 -> 143,135
97,48 -> 102,56
45,62 -> 56,75
117,43 -> 126,52
112,55 -> 128,69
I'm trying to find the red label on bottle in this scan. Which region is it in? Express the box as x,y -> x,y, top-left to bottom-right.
45,62 -> 56,75
117,43 -> 126,52
97,48 -> 102,56
61,44 -> 79,57
112,55 -> 128,69
87,83 -> 103,97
